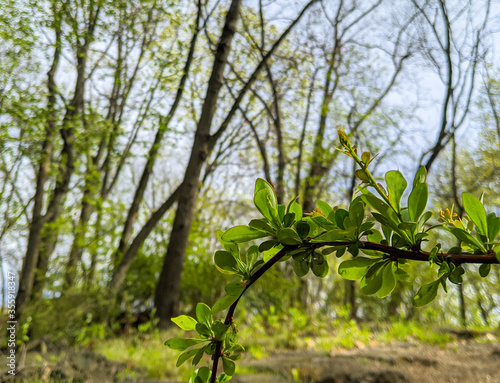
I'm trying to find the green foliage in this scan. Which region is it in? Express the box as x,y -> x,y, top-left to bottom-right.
166,130 -> 499,382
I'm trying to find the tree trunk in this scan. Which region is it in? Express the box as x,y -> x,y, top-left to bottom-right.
154,0 -> 243,328
111,1 -> 201,274
15,9 -> 62,318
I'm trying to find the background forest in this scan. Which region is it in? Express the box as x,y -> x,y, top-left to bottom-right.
1,0 -> 500,380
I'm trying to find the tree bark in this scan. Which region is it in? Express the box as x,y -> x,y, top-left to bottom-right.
15,4 -> 63,318
154,0 -> 243,328
30,5 -> 100,298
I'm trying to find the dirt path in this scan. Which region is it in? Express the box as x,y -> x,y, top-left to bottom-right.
2,341 -> 499,382
234,341 -> 500,383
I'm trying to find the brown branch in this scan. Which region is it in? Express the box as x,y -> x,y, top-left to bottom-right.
210,246 -> 289,382
313,241 -> 499,264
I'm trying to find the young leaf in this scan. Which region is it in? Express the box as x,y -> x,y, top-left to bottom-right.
334,209 -> 349,229
479,263 -> 491,277
317,200 -> 334,219
196,303 -> 212,326
376,263 -> 396,298
338,257 -> 381,280
212,295 -> 239,315
196,366 -> 211,382
225,281 -> 245,296
349,201 -> 365,227
487,215 -> 500,242
413,280 -> 440,307
171,315 -> 197,331
195,322 -> 211,338
360,262 -> 385,295
311,253 -> 329,278
165,338 -> 206,351
222,225 -> 268,243
412,166 -> 427,188
248,219 -> 276,235
277,228 -> 302,245
449,228 -> 486,252
385,170 -> 407,213
254,178 -> 277,208
245,245 -> 259,266
214,251 -> 238,275
293,258 -> 309,277
310,227 -> 356,243
212,322 -> 230,341
408,183 -> 428,222
222,357 -> 236,376
289,201 -> 303,222
296,221 -> 310,239
192,345 -> 208,366
462,192 -> 488,237
176,347 -> 201,367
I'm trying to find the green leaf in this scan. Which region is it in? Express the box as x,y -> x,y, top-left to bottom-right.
195,322 -> 211,338
310,227 -> 356,243
413,280 -> 440,307
394,267 -> 409,282
487,215 -> 500,242
289,201 -> 303,222
263,243 -> 283,262
334,209 -> 349,229
360,262 -> 385,295
311,253 -> 329,277
212,295 -> 239,315
245,245 -> 259,266
339,257 -> 381,280
216,230 -> 239,256
254,180 -> 280,226
449,228 -> 486,252
376,263 -> 396,298
449,265 -> 464,285
317,200 -> 334,220
495,246 -> 500,262
385,170 -> 407,213
413,166 -> 427,188
176,347 -> 201,367
463,192 -> 488,237
355,169 -> 370,183
296,222 -> 310,239
222,225 -> 268,243
277,228 -> 302,245
192,345 -> 208,366
259,240 -> 279,252
197,366 -> 211,381
171,315 -> 197,331
214,251 -> 238,275
196,303 -> 212,326
254,178 -> 277,209
222,357 -> 236,376
479,263 -> 491,277
225,281 -> 245,296
408,183 -> 428,222
249,219 -> 276,235
212,322 -> 230,341
165,338 -> 205,351
349,201 -> 365,227
293,258 -> 309,277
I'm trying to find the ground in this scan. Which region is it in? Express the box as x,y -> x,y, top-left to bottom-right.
2,336 -> 499,382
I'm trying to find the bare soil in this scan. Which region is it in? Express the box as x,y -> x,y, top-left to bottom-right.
234,341 -> 500,383
1,340 -> 499,383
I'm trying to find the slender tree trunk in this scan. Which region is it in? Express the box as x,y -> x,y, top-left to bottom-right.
15,9 -> 62,318
108,4 -> 202,293
154,0 -> 243,328
30,8 -> 100,297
